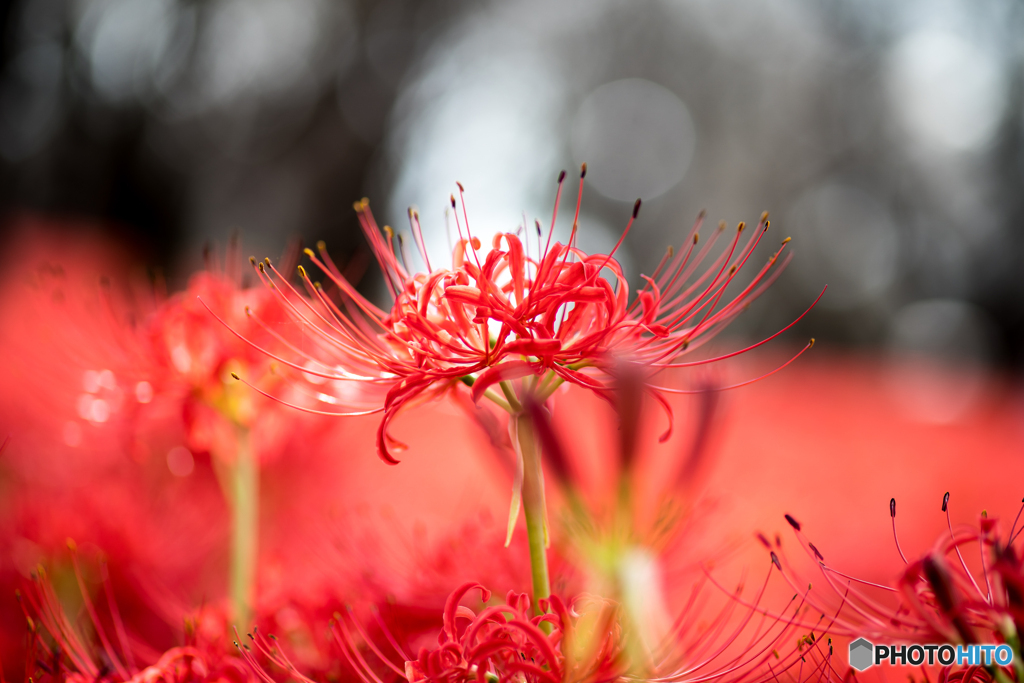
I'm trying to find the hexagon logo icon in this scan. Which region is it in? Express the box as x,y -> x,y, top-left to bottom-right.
849,638 -> 874,671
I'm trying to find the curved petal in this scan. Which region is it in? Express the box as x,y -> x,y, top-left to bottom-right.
471,360 -> 541,404
443,583 -> 491,642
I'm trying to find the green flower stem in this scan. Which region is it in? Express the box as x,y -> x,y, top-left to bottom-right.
515,413 -> 551,612
230,425 -> 257,628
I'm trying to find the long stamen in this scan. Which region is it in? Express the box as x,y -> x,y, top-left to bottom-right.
408,207 -> 433,272
891,497 -> 910,564
943,492 -> 987,600
1008,497 -> 1024,544
651,340 -> 816,394
100,559 -> 135,672
229,372 -> 386,417
68,541 -> 129,679
455,182 -> 484,271
542,170 -> 567,260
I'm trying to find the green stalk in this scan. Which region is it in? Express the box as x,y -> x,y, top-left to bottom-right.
515,413 -> 551,610
230,426 -> 257,627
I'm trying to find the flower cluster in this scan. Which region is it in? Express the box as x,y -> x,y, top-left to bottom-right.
6,171 -> 1014,683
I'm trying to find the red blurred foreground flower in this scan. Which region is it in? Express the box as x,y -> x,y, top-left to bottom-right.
237,576 -> 838,683
17,544 -> 250,683
765,494 -> 1024,682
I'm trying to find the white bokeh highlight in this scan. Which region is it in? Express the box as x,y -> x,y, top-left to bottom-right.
571,78 -> 696,202
888,29 -> 1007,153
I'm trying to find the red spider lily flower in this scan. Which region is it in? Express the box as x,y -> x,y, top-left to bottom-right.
16,545 -> 255,683
0,224 -> 391,665
147,255 -> 330,469
761,494 -> 1024,682
0,223 -> 230,669
234,170 -> 822,466
226,171 -> 824,608
236,572 -> 841,683
389,584 -> 617,683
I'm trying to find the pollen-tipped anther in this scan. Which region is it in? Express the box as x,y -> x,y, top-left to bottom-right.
230,372 -> 240,380
942,491 -> 950,512
249,256 -> 256,265
580,162 -> 587,178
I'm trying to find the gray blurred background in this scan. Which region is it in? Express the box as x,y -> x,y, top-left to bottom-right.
1,0 -> 1022,376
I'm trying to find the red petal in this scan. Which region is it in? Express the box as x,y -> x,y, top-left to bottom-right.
443,583 -> 490,642
501,337 -> 561,356
471,360 -> 540,403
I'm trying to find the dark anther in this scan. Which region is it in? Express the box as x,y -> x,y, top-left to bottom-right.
890,498 -> 896,518
785,514 -> 801,531
632,198 -> 642,218
942,491 -> 950,512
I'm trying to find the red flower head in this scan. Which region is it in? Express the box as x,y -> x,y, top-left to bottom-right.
17,546 -> 252,683
147,251 -> 327,468
238,573 -> 841,683
236,169 -> 822,465
764,494 -> 1024,682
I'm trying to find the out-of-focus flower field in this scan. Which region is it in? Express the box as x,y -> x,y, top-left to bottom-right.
1,206 -> 1022,683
